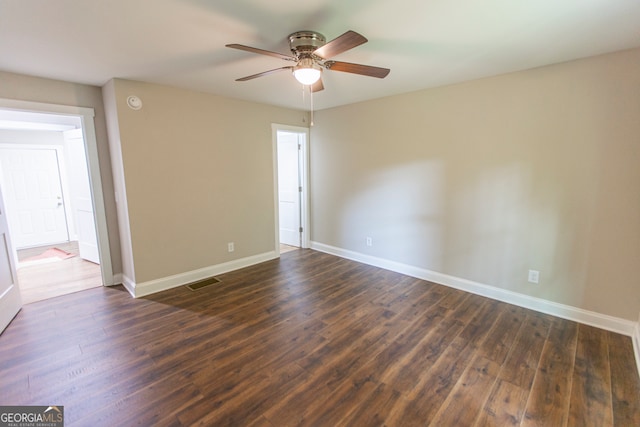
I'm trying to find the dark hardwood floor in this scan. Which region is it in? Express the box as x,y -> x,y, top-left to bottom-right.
1,249 -> 638,426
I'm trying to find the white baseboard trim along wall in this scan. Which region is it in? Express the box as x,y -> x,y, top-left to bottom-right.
311,241 -> 640,372
119,251 -> 279,298
634,315 -> 640,376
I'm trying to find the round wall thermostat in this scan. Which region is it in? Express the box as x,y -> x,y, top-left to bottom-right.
126,95 -> 142,110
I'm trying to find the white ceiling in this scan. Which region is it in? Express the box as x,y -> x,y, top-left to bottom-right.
1,0 -> 639,111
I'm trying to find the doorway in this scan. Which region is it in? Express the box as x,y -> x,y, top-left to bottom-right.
0,100 -> 113,305
0,142 -> 100,304
273,124 -> 309,254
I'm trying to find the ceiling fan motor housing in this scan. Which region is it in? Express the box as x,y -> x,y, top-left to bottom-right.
288,31 -> 326,56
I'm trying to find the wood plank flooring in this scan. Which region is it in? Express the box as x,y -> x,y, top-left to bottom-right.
1,249 -> 638,426
16,241 -> 102,304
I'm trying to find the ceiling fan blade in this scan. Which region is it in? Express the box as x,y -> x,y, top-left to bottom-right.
226,44 -> 296,61
311,78 -> 324,92
325,61 -> 390,78
313,30 -> 367,59
236,66 -> 293,81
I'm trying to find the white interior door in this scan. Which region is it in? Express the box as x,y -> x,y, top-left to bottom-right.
64,129 -> 99,264
0,147 -> 69,248
277,131 -> 301,247
0,184 -> 21,334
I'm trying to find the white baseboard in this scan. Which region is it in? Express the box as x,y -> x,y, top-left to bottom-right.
634,316 -> 640,376
311,242 -> 637,337
120,274 -> 136,297
111,273 -> 123,286
125,251 -> 278,298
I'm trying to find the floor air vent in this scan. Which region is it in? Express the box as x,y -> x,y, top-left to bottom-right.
186,277 -> 221,291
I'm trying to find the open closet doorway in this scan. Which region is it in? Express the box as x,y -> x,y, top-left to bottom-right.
0,100 -> 113,305
273,124 -> 310,254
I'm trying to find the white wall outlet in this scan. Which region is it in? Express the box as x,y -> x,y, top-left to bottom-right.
228,242 -> 234,252
528,270 -> 539,284
366,237 -> 373,247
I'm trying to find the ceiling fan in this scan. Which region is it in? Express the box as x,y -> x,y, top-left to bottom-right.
226,30 -> 390,92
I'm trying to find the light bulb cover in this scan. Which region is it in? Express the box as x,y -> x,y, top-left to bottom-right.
293,59 -> 322,85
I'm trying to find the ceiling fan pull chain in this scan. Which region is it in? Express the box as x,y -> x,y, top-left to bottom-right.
301,83 -> 307,115
310,85 -> 314,127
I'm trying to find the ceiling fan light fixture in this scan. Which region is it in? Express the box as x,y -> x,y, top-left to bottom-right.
227,29 -> 390,90
293,58 -> 321,85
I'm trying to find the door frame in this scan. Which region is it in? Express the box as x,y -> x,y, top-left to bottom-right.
272,124 -> 310,253
0,182 -> 21,334
0,98 -> 114,286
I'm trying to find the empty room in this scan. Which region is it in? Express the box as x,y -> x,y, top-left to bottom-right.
0,1 -> 639,426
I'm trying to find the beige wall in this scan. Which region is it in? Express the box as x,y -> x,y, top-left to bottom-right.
0,71 -> 122,275
311,48 -> 640,321
104,79 -> 306,283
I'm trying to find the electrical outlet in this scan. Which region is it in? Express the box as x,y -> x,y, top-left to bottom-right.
366,237 -> 373,247
228,242 -> 234,253
528,270 -> 539,284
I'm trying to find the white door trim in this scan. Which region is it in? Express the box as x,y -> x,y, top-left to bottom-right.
272,124 -> 310,252
0,98 -> 113,286
0,183 -> 21,334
